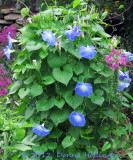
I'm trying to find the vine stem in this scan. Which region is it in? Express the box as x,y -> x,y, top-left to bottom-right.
17,0 -> 34,15
44,0 -> 48,7
4,132 -> 8,160
104,0 -> 133,22
85,13 -> 105,57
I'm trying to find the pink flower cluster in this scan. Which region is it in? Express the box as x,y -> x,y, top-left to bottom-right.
0,25 -> 17,43
0,49 -> 5,58
0,65 -> 12,97
105,49 -> 126,70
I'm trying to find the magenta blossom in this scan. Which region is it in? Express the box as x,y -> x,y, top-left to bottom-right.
105,49 -> 126,70
0,25 -> 17,43
0,65 -> 12,98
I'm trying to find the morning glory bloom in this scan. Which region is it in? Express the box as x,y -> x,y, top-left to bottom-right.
80,46 -> 97,59
32,123 -> 50,137
69,111 -> 86,127
7,32 -> 18,49
74,82 -> 93,97
3,46 -> 14,59
117,70 -> 132,91
121,52 -> 133,62
41,30 -> 56,46
64,26 -> 81,41
7,33 -> 12,49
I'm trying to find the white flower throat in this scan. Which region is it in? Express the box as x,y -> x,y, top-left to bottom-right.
74,115 -> 81,121
80,85 -> 87,91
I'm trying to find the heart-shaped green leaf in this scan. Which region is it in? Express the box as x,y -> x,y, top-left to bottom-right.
53,64 -> 73,86
64,91 -> 84,109
47,52 -> 67,68
31,83 -> 43,98
36,96 -> 55,111
42,75 -> 55,85
50,108 -> 70,126
18,88 -> 30,99
55,99 -> 65,109
90,93 -> 104,106
90,62 -> 104,72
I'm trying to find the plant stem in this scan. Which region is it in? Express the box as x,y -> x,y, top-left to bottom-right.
4,132 -> 8,160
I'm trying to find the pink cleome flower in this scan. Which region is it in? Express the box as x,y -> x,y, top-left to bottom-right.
105,49 -> 126,70
0,65 -> 12,98
0,25 -> 17,43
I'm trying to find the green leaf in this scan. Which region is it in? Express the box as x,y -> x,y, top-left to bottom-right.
48,129 -> 63,138
9,81 -> 21,94
62,136 -> 75,148
31,83 -> 43,98
47,52 -> 67,68
18,88 -> 30,99
16,129 -> 25,141
101,12 -> 108,20
98,127 -> 110,139
53,64 -> 73,86
36,96 -> 55,111
42,75 -> 55,85
73,0 -> 80,8
21,7 -> 29,18
116,127 -> 127,136
91,37 -> 102,41
100,70 -> 113,77
92,13 -> 98,19
14,144 -> 31,151
90,62 -> 104,71
118,5 -> 124,9
46,142 -> 57,151
26,64 -> 36,69
39,51 -> 48,59
50,108 -> 70,126
24,76 -> 34,84
73,62 -> 84,75
55,99 -> 65,109
102,141 -> 111,152
127,152 -> 133,159
90,93 -> 104,106
64,91 -> 84,109
26,41 -> 42,52
25,106 -> 35,120
86,145 -> 98,154
32,144 -> 48,154
122,91 -> 133,101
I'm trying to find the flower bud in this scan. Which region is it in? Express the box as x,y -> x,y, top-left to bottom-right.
73,21 -> 77,26
67,25 -> 72,30
81,32 -> 84,38
33,60 -> 37,67
111,37 -> 118,48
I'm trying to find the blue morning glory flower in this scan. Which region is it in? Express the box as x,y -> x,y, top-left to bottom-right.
3,46 -> 13,59
121,52 -> 133,62
41,30 -> 56,46
74,82 -> 93,97
7,33 -> 13,49
117,70 -> 131,91
80,46 -> 97,59
32,123 -> 50,137
73,26 -> 81,37
64,26 -> 81,41
69,111 -> 86,127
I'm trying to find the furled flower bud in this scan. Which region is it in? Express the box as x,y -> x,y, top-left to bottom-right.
73,21 -> 77,26
80,32 -> 84,38
67,25 -> 72,30
27,18 -> 32,23
111,37 -> 118,48
33,60 -> 37,67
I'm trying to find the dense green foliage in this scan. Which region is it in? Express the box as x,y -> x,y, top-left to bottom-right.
0,1 -> 133,160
